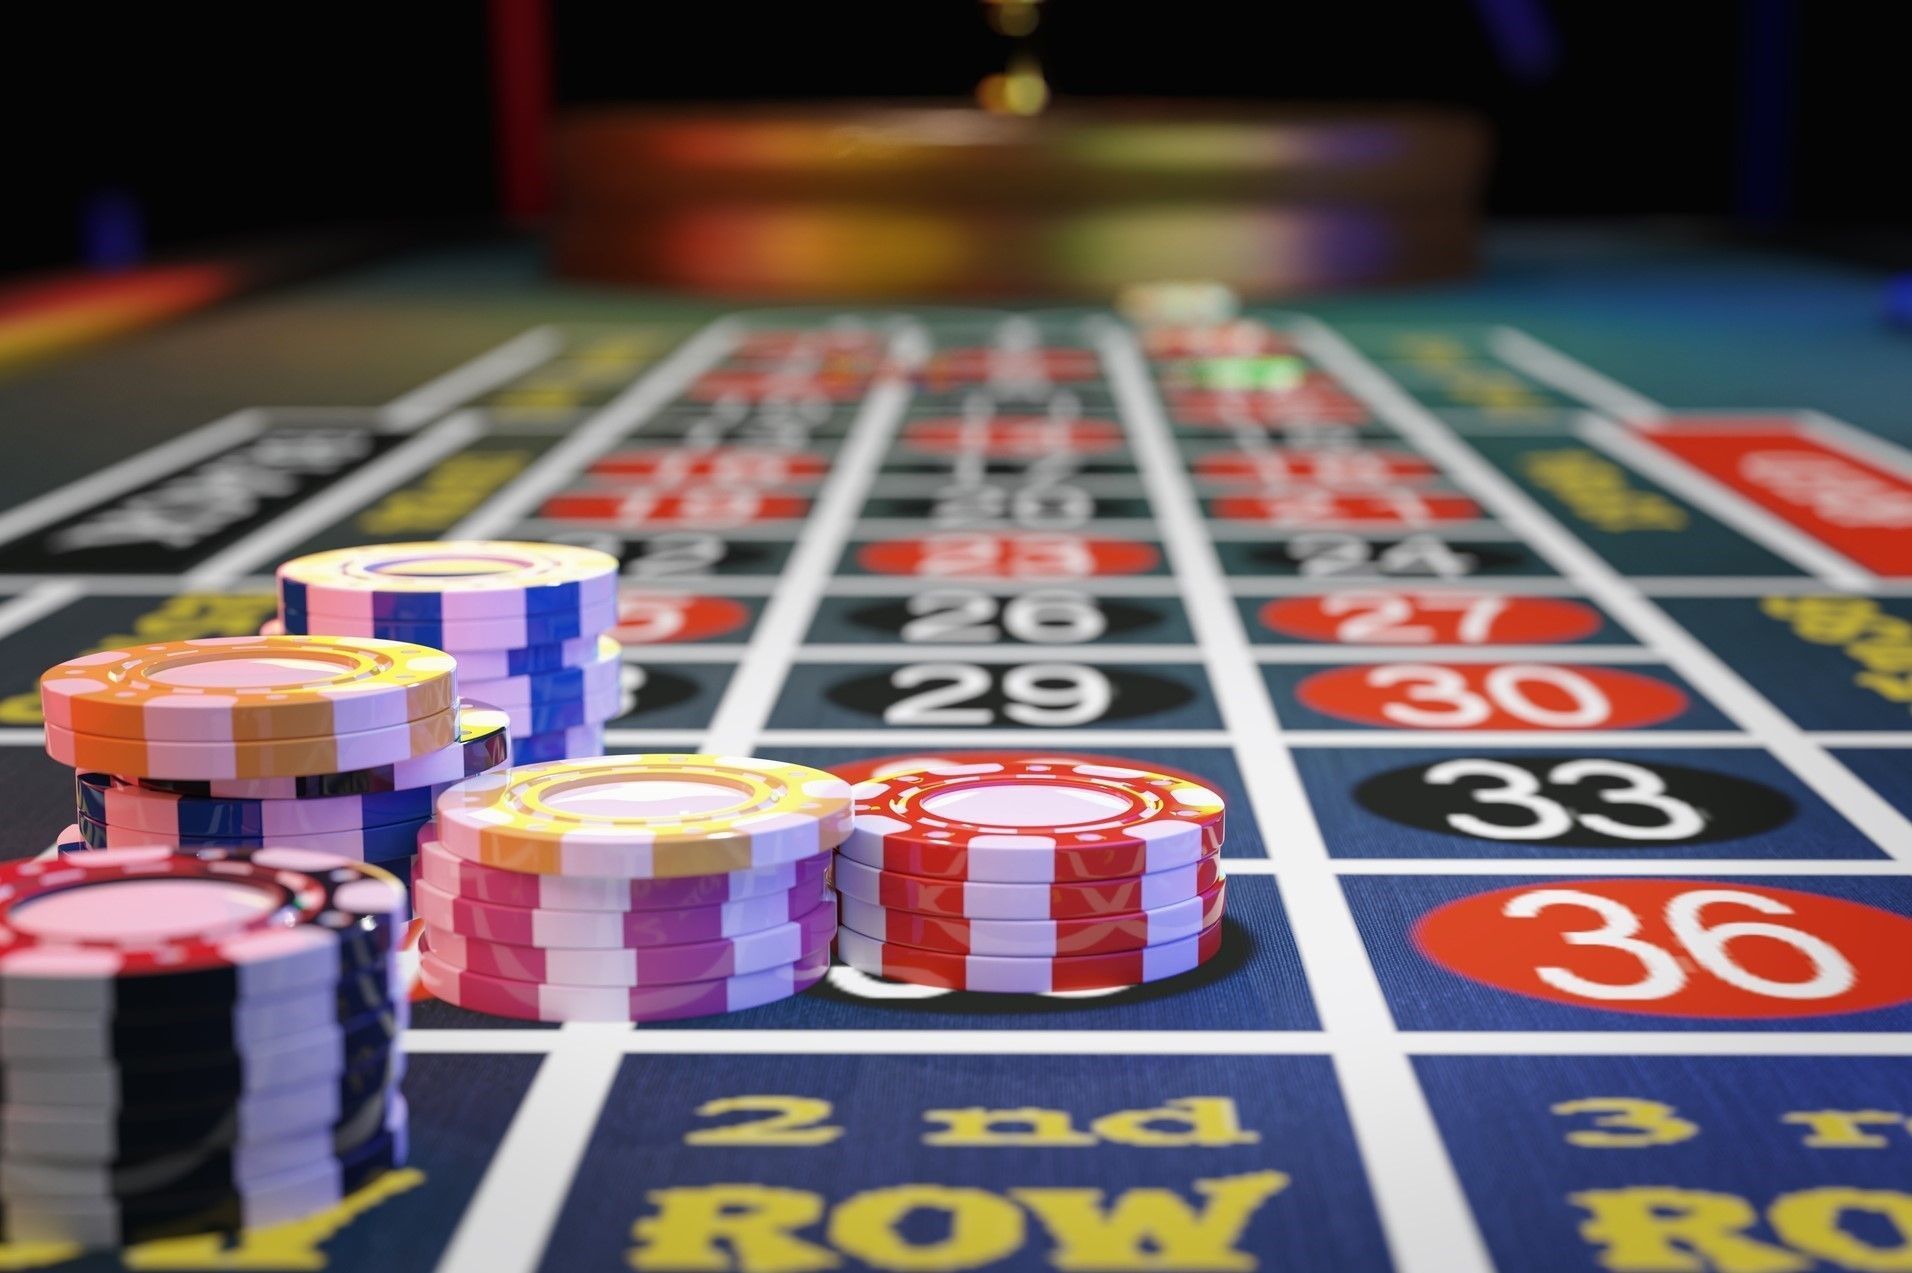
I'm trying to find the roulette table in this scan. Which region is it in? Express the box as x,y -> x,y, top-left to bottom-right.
0,225 -> 1910,1273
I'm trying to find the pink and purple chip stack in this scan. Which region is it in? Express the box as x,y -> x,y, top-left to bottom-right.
411,754 -> 852,1023
826,753 -> 1229,993
273,541 -> 626,764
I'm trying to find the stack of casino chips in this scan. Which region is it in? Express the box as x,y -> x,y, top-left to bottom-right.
411,754 -> 850,1023
828,755 -> 1228,993
0,846 -> 409,1247
274,541 -> 624,764
40,635 -> 508,875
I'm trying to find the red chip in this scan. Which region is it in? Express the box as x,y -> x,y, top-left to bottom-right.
840,878 -> 1227,957
841,757 -> 1224,883
830,750 -> 1211,790
1295,662 -> 1690,730
1415,879 -> 1912,1018
832,851 -> 1224,921
835,919 -> 1224,992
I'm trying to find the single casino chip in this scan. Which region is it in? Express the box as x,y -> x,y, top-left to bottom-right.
480,674 -> 623,737
73,811 -> 422,865
0,1012 -> 396,1111
45,709 -> 459,782
0,1009 -> 401,1139
412,874 -> 827,950
280,598 -> 618,651
457,636 -> 620,706
277,541 -> 619,621
422,892 -> 835,987
434,755 -> 853,878
78,773 -> 450,838
134,703 -> 508,800
511,724 -> 607,764
39,636 -> 457,744
830,852 -> 1224,920
0,847 -> 408,1016
416,938 -> 829,1023
0,994 -> 331,1065
840,878 -> 1224,957
0,962 -> 403,1065
0,1122 -> 406,1247
52,823 -> 85,853
835,918 -> 1224,992
829,750 -> 1212,790
414,829 -> 828,913
447,634 -> 607,681
0,1047 -> 403,1177
840,757 -> 1224,884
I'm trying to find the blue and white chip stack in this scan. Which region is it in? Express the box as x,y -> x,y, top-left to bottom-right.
275,542 -> 626,764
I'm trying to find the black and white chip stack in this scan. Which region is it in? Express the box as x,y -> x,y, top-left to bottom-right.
0,847 -> 410,1248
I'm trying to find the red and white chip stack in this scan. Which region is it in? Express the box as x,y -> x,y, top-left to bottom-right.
828,754 -> 1229,993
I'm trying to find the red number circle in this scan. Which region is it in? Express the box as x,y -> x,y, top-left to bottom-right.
856,534 -> 1160,578
1294,663 -> 1689,730
1212,493 -> 1482,526
1259,595 -> 1606,645
609,594 -> 751,645
1415,879 -> 1912,1018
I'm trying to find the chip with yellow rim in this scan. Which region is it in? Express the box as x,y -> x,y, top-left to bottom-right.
433,754 -> 853,879
278,541 -> 618,621
39,636 -> 457,743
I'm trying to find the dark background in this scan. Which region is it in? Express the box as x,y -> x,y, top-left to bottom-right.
9,0 -> 1907,276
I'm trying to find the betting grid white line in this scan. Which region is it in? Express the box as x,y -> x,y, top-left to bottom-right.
1294,315 -> 1912,863
701,324 -> 929,753
1491,326 -> 1896,591
1095,320 -> 1497,1273
1486,326 -> 1667,422
381,326 -> 565,432
447,318 -> 742,539
1576,414 -> 1877,589
376,317 -> 1912,1273
4,318 -> 1908,1265
424,326 -> 746,1273
0,409 -> 266,552
181,412 -> 490,585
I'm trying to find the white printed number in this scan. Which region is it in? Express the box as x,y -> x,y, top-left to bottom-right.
884,663 -> 1112,726
1370,664 -> 1609,728
1323,593 -> 1508,644
1506,888 -> 1856,1002
1425,759 -> 1706,842
900,590 -> 1106,644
